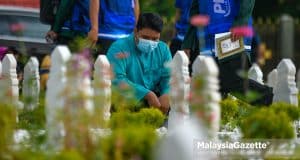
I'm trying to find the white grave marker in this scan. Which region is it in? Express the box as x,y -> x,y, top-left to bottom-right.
168,51 -> 190,130
45,46 -> 71,150
191,56 -> 221,138
248,63 -> 264,84
23,57 -> 40,110
273,59 -> 298,106
94,55 -> 111,121
297,69 -> 300,91
0,54 -> 19,104
267,69 -> 278,88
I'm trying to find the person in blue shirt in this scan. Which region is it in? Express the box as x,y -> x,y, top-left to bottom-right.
96,0 -> 140,56
182,0 -> 273,105
170,0 -> 193,56
107,13 -> 172,114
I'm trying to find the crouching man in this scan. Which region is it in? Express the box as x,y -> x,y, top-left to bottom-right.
107,13 -> 172,114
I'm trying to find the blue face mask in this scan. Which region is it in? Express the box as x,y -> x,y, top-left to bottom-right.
137,38 -> 159,53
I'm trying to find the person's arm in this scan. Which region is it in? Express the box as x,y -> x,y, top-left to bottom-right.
46,0 -> 76,40
159,44 -> 172,96
181,0 -> 199,58
52,0 -> 76,33
134,0 -> 140,25
158,44 -> 172,114
87,0 -> 99,46
231,0 -> 255,41
232,0 -> 255,27
173,8 -> 181,37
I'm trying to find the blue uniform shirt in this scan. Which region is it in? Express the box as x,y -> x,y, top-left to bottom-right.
107,34 -> 172,100
98,0 -> 136,40
62,0 -> 91,34
198,0 -> 252,56
175,0 -> 193,41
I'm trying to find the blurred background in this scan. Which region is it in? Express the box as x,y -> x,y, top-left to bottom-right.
0,0 -> 299,75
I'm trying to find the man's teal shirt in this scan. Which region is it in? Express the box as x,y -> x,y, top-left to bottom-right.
107,34 -> 172,100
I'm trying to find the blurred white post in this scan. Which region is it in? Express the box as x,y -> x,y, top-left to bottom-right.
45,46 -> 71,151
248,63 -> 264,85
168,51 -> 190,130
273,59 -> 298,106
0,54 -> 20,105
93,55 -> 111,121
23,57 -> 40,110
63,53 -> 94,149
191,56 -> 221,138
266,69 -> 278,88
0,60 -> 2,78
297,69 -> 300,91
156,55 -> 220,160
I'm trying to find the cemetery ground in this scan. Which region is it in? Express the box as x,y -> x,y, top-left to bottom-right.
0,46 -> 300,160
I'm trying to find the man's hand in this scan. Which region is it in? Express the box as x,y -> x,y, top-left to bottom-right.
230,26 -> 253,42
45,30 -> 58,43
158,94 -> 170,114
230,30 -> 242,42
87,28 -> 98,47
183,49 -> 191,58
145,91 -> 161,109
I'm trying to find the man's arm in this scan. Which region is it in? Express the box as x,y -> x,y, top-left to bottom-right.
231,0 -> 255,41
52,0 -> 76,33
158,44 -> 172,114
87,0 -> 99,46
172,8 -> 181,37
134,0 -> 140,25
47,0 -> 76,40
181,0 -> 199,57
159,44 -> 172,96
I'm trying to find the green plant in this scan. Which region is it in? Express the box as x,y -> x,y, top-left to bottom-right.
0,103 -> 17,158
241,108 -> 295,139
270,102 -> 300,121
106,108 -> 164,160
110,108 -> 165,129
17,103 -> 45,130
101,126 -> 157,160
298,94 -> 300,107
220,97 -> 255,130
220,98 -> 239,126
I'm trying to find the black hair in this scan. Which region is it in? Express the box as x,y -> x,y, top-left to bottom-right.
136,13 -> 163,33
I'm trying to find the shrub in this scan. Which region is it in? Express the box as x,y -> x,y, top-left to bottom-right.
241,108 -> 295,139
0,103 -> 17,158
220,98 -> 239,126
270,102 -> 300,121
220,97 -> 255,130
110,108 -> 165,129
101,126 -> 157,160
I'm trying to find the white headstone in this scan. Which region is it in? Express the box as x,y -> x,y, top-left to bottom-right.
0,60 -> 2,78
93,55 -> 111,121
191,56 -> 221,138
23,57 -> 40,110
156,117 -> 213,160
297,69 -> 300,91
168,51 -> 190,130
63,53 -> 94,149
0,54 -> 19,103
45,46 -> 71,150
273,59 -> 298,106
267,69 -> 278,88
248,63 -> 264,84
